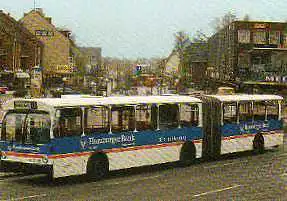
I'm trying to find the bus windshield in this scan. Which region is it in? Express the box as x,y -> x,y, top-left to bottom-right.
1,111 -> 51,145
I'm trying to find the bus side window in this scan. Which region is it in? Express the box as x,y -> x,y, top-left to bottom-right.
253,102 -> 266,121
54,108 -> 82,138
180,104 -> 199,127
111,106 -> 135,132
239,102 -> 253,122
136,105 -> 152,131
223,104 -> 237,124
266,101 -> 279,120
159,104 -> 178,130
85,107 -> 109,134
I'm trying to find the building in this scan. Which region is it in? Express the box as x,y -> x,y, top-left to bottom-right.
0,10 -> 42,90
207,20 -> 287,85
20,8 -> 78,90
79,47 -> 102,74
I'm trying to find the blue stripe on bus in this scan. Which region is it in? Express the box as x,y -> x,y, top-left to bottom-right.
0,126 -> 203,155
221,119 -> 282,137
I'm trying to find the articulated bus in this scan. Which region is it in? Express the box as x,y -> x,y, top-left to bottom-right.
0,94 -> 284,179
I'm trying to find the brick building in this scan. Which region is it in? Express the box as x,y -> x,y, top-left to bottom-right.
0,10 -> 42,88
20,8 -> 78,89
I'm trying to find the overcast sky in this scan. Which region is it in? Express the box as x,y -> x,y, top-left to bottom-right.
1,0 -> 287,58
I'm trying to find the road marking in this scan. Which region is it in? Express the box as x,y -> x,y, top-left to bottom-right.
1,194 -> 47,201
105,174 -> 162,186
204,161 -> 248,169
193,184 -> 241,197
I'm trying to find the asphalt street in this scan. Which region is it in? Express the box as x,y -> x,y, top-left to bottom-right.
1,141 -> 286,201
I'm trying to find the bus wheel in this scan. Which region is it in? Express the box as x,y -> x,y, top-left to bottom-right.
253,134 -> 265,154
179,142 -> 196,166
87,154 -> 109,180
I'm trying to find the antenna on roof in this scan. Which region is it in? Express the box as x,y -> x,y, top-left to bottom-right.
33,0 -> 36,10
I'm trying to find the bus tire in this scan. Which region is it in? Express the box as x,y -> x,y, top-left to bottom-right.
179,141 -> 196,166
87,153 -> 109,180
253,134 -> 265,154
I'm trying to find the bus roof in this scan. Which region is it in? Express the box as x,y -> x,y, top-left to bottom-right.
3,95 -> 202,110
206,94 -> 283,102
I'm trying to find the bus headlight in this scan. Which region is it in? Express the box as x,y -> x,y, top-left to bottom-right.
42,155 -> 49,164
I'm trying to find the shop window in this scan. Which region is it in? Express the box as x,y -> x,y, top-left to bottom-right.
269,31 -> 281,45
253,30 -> 266,44
238,30 -> 250,43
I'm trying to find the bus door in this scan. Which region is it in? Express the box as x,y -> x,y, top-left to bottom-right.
202,98 -> 221,159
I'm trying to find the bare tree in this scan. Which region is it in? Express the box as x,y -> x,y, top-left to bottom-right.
211,11 -> 238,31
192,30 -> 208,43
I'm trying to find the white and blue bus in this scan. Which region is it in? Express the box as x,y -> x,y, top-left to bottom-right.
0,94 -> 284,179
0,96 -> 203,179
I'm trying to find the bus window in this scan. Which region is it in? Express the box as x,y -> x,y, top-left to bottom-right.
159,104 -> 179,129
1,112 -> 50,144
54,108 -> 82,138
111,106 -> 135,132
85,107 -> 109,134
239,102 -> 253,122
136,105 -> 152,131
265,101 -> 279,120
253,102 -> 266,121
1,112 -> 26,142
26,113 -> 50,144
180,104 -> 199,127
223,103 -> 237,124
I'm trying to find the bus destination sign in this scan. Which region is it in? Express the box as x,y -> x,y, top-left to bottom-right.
14,101 -> 37,110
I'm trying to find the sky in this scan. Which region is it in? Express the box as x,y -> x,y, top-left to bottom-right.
1,0 -> 287,59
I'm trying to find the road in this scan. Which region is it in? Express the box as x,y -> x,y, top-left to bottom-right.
1,142 -> 286,201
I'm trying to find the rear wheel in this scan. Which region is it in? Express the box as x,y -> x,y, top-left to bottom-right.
179,142 -> 196,166
253,134 -> 265,154
87,154 -> 109,180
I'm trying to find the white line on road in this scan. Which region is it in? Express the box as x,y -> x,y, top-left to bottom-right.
193,184 -> 241,197
105,174 -> 162,186
1,194 -> 47,201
